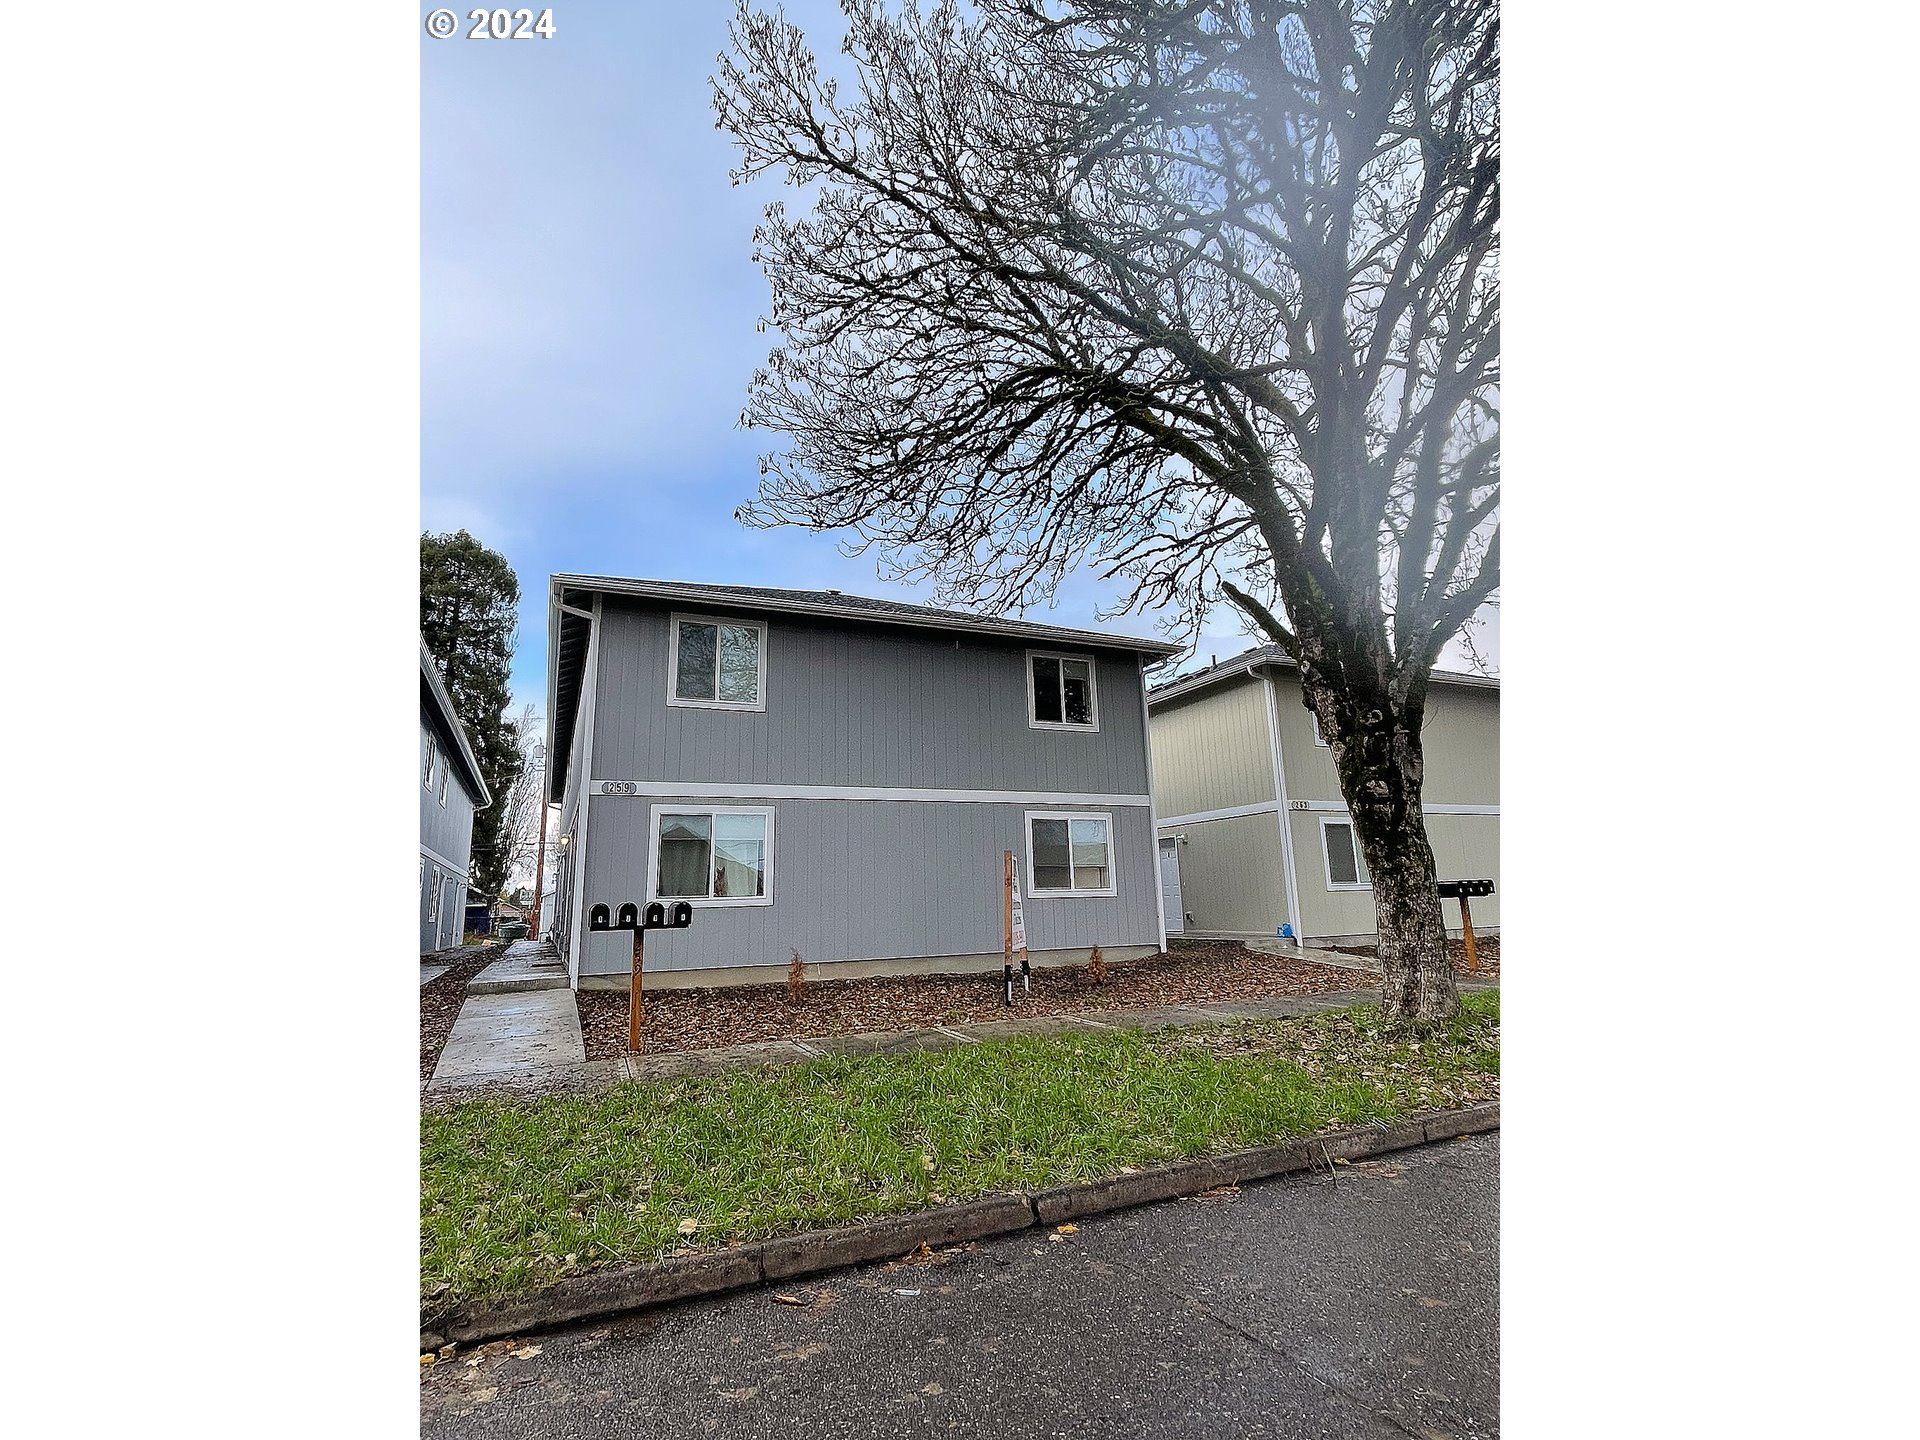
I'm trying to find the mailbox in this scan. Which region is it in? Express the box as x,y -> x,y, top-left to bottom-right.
588,903 -> 611,932
1436,879 -> 1495,899
616,901 -> 640,930
669,901 -> 693,929
644,902 -> 667,930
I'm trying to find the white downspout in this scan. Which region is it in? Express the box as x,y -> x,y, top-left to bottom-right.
1139,655 -> 1169,952
1259,667 -> 1306,954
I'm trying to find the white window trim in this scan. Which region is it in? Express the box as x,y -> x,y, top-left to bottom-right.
1024,809 -> 1118,899
1311,713 -> 1329,747
1025,649 -> 1100,732
645,803 -> 776,908
424,733 -> 437,789
1318,815 -> 1372,891
666,612 -> 768,712
439,760 -> 449,807
426,868 -> 442,921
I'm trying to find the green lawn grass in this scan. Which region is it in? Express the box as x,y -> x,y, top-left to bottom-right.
422,991 -> 1498,1306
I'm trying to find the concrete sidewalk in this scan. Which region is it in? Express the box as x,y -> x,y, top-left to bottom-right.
424,974 -> 1495,1105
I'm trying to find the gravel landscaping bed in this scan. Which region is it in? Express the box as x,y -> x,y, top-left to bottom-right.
1328,934 -> 1501,978
575,941 -> 1369,1061
420,943 -> 507,1083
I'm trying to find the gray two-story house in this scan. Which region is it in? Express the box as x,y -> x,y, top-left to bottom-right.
541,576 -> 1181,989
421,637 -> 492,953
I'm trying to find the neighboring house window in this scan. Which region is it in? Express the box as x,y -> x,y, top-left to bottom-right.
651,806 -> 773,905
1312,713 -> 1329,747
424,733 -> 437,788
1321,817 -> 1371,890
1028,651 -> 1098,730
1026,811 -> 1116,897
669,614 -> 767,710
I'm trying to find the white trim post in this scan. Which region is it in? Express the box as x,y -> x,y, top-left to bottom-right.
1262,671 -> 1307,954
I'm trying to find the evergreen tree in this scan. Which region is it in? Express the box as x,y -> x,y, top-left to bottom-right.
421,530 -> 523,899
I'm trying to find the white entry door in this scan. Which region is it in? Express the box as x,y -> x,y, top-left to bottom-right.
1158,837 -> 1185,934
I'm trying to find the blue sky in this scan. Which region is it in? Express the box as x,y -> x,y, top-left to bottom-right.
422,3 -> 1495,717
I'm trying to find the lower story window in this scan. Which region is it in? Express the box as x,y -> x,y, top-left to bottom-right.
1027,812 -> 1115,897
426,868 -> 442,921
1321,818 -> 1372,889
654,807 -> 773,904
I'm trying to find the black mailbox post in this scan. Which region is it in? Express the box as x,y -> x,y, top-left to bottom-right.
587,896 -> 698,1053
1435,879 -> 1494,973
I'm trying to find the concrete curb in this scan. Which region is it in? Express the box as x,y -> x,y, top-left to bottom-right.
420,1100 -> 1498,1352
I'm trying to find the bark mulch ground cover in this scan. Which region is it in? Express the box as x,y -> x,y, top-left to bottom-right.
1328,934 -> 1501,979
421,943 -> 508,1083
575,940 -> 1370,1062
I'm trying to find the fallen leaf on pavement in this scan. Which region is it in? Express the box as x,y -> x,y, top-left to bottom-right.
419,1354 -> 435,1367
1055,1223 -> 1078,1234
773,1293 -> 806,1306
509,1345 -> 542,1360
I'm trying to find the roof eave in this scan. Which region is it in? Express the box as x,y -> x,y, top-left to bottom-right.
550,573 -> 1184,658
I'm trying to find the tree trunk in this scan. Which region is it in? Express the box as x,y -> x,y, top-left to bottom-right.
1337,705 -> 1461,1025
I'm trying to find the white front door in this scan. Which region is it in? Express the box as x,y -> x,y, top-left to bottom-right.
1158,837 -> 1185,934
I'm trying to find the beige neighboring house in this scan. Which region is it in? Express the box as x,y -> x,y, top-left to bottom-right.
1147,647 -> 1498,945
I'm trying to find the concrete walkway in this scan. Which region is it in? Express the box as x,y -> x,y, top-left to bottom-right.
420,963 -> 449,987
423,973 -> 1496,1107
427,942 -> 584,1093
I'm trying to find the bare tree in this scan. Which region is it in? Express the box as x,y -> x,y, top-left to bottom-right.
495,705 -> 546,896
715,0 -> 1496,1022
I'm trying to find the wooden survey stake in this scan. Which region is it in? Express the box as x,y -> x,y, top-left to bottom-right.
1458,895 -> 1479,975
1002,849 -> 1030,1004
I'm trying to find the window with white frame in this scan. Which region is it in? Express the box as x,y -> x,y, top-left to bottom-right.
427,868 -> 442,921
1028,651 -> 1098,729
652,806 -> 773,904
1311,713 -> 1329,747
1027,812 -> 1115,896
669,614 -> 766,709
1320,817 -> 1371,890
439,758 -> 450,807
424,732 -> 437,788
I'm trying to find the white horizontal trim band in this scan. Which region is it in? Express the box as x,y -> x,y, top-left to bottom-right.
1158,799 -> 1499,826
418,842 -> 467,876
593,779 -> 1152,808
1155,800 -> 1282,826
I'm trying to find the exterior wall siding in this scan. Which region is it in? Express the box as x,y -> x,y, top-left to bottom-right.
1148,677 -> 1276,819
1158,811 -> 1287,936
420,713 -> 478,954
1271,673 -> 1499,809
575,795 -> 1159,978
1291,810 -> 1499,939
587,599 -> 1150,797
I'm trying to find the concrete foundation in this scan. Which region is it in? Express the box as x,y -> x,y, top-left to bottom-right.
576,943 -> 1160,993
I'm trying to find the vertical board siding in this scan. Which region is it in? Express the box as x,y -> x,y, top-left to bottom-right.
1288,811 -> 1500,939
1148,677 -> 1277,818
1273,673 -> 1499,809
420,712 -> 477,953
1157,811 -> 1288,935
577,797 -> 1159,977
587,599 -> 1151,796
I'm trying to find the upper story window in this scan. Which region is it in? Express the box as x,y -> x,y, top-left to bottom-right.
439,759 -> 450,807
669,614 -> 767,711
1027,651 -> 1098,730
424,733 -> 437,789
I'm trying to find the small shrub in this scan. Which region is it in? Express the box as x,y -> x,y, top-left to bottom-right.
786,949 -> 807,1003
1085,945 -> 1108,986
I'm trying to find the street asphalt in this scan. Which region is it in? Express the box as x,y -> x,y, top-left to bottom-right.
421,1131 -> 1499,1439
